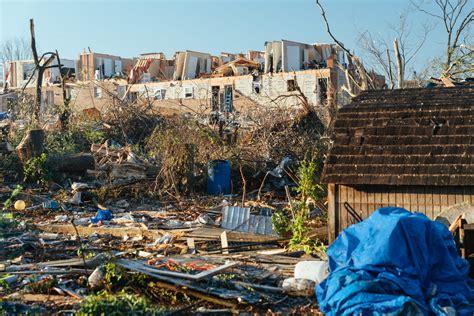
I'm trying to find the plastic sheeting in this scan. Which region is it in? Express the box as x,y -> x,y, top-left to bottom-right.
316,207 -> 474,315
90,209 -> 113,224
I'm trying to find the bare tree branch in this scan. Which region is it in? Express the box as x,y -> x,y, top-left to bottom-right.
315,0 -> 353,58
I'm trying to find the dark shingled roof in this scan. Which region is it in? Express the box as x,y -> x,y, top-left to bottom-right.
321,86 -> 474,186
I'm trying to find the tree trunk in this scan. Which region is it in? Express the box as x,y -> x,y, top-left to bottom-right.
47,153 -> 95,173
16,129 -> 45,162
394,38 -> 404,89
30,19 -> 42,123
386,49 -> 394,89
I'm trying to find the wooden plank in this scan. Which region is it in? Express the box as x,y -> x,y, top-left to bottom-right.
354,187 -> 361,220
454,187 -> 464,204
7,293 -> 79,303
187,238 -> 196,254
403,187 -> 410,211
346,185 -> 354,227
394,186 -> 402,208
425,187 -> 434,218
409,189 -> 418,212
327,184 -> 336,242
375,189 -> 382,211
367,187 -> 375,211
221,231 -> 229,255
339,185 -> 348,232
447,188 -> 456,208
418,187 -> 426,216
432,187 -> 441,216
36,223 -> 169,240
362,187 -> 370,219
185,227 -> 280,243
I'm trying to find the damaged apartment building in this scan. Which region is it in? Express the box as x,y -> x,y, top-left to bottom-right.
2,39 -> 384,122
126,40 -> 376,124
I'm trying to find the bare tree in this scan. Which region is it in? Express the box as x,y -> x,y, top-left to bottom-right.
29,19 -> 60,123
315,0 -> 380,97
411,0 -> 473,77
0,37 -> 32,63
358,13 -> 431,89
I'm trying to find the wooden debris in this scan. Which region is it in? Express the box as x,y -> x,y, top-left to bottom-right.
114,258 -> 238,281
220,231 -> 229,255
7,293 -> 80,303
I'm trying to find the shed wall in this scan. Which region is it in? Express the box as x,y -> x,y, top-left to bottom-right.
330,184 -> 474,239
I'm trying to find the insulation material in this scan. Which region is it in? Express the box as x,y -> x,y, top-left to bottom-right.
173,52 -> 185,80
185,55 -> 198,79
115,60 -> 122,73
264,42 -> 272,73
272,41 -> 282,72
103,58 -> 113,77
286,45 -> 301,72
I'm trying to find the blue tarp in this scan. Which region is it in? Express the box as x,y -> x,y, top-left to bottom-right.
90,209 -> 113,224
0,112 -> 7,120
316,207 -> 474,315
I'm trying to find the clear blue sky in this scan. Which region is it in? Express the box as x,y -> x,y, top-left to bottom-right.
0,0 -> 452,71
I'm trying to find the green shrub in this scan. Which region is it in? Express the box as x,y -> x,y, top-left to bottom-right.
23,153 -> 51,185
79,291 -> 159,315
2,185 -> 22,210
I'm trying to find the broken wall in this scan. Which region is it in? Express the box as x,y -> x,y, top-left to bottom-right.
129,69 -> 332,117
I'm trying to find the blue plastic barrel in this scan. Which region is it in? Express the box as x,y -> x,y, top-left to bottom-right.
207,160 -> 231,195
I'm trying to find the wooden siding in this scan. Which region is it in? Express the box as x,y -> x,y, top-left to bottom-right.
330,184 -> 474,239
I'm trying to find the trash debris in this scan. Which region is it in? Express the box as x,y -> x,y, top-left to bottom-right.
71,182 -> 93,191
14,200 -> 26,211
42,200 -> 59,210
282,278 -> 316,297
88,266 -> 105,289
294,260 -> 327,284
90,209 -> 113,224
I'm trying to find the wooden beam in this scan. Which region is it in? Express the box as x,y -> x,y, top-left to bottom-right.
327,183 -> 337,242
35,223 -> 170,240
7,293 -> 79,303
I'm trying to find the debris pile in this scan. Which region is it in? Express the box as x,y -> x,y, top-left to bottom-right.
0,98 -> 329,314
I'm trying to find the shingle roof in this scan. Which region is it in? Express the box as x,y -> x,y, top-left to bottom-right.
321,86 -> 474,186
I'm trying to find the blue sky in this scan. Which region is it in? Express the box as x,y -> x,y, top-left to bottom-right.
0,0 -> 454,72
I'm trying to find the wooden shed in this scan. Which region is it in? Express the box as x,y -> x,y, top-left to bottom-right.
321,86 -> 474,241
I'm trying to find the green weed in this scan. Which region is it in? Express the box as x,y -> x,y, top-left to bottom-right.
23,153 -> 51,185
2,185 -> 23,210
79,291 -> 160,315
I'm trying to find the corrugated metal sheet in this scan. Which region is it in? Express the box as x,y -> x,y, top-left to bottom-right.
221,206 -> 275,236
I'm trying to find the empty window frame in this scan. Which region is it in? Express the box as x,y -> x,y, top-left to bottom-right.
317,78 -> 328,103
184,86 -> 193,99
94,87 -> 102,98
154,89 -> 167,100
287,79 -> 297,92
211,86 -> 220,111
